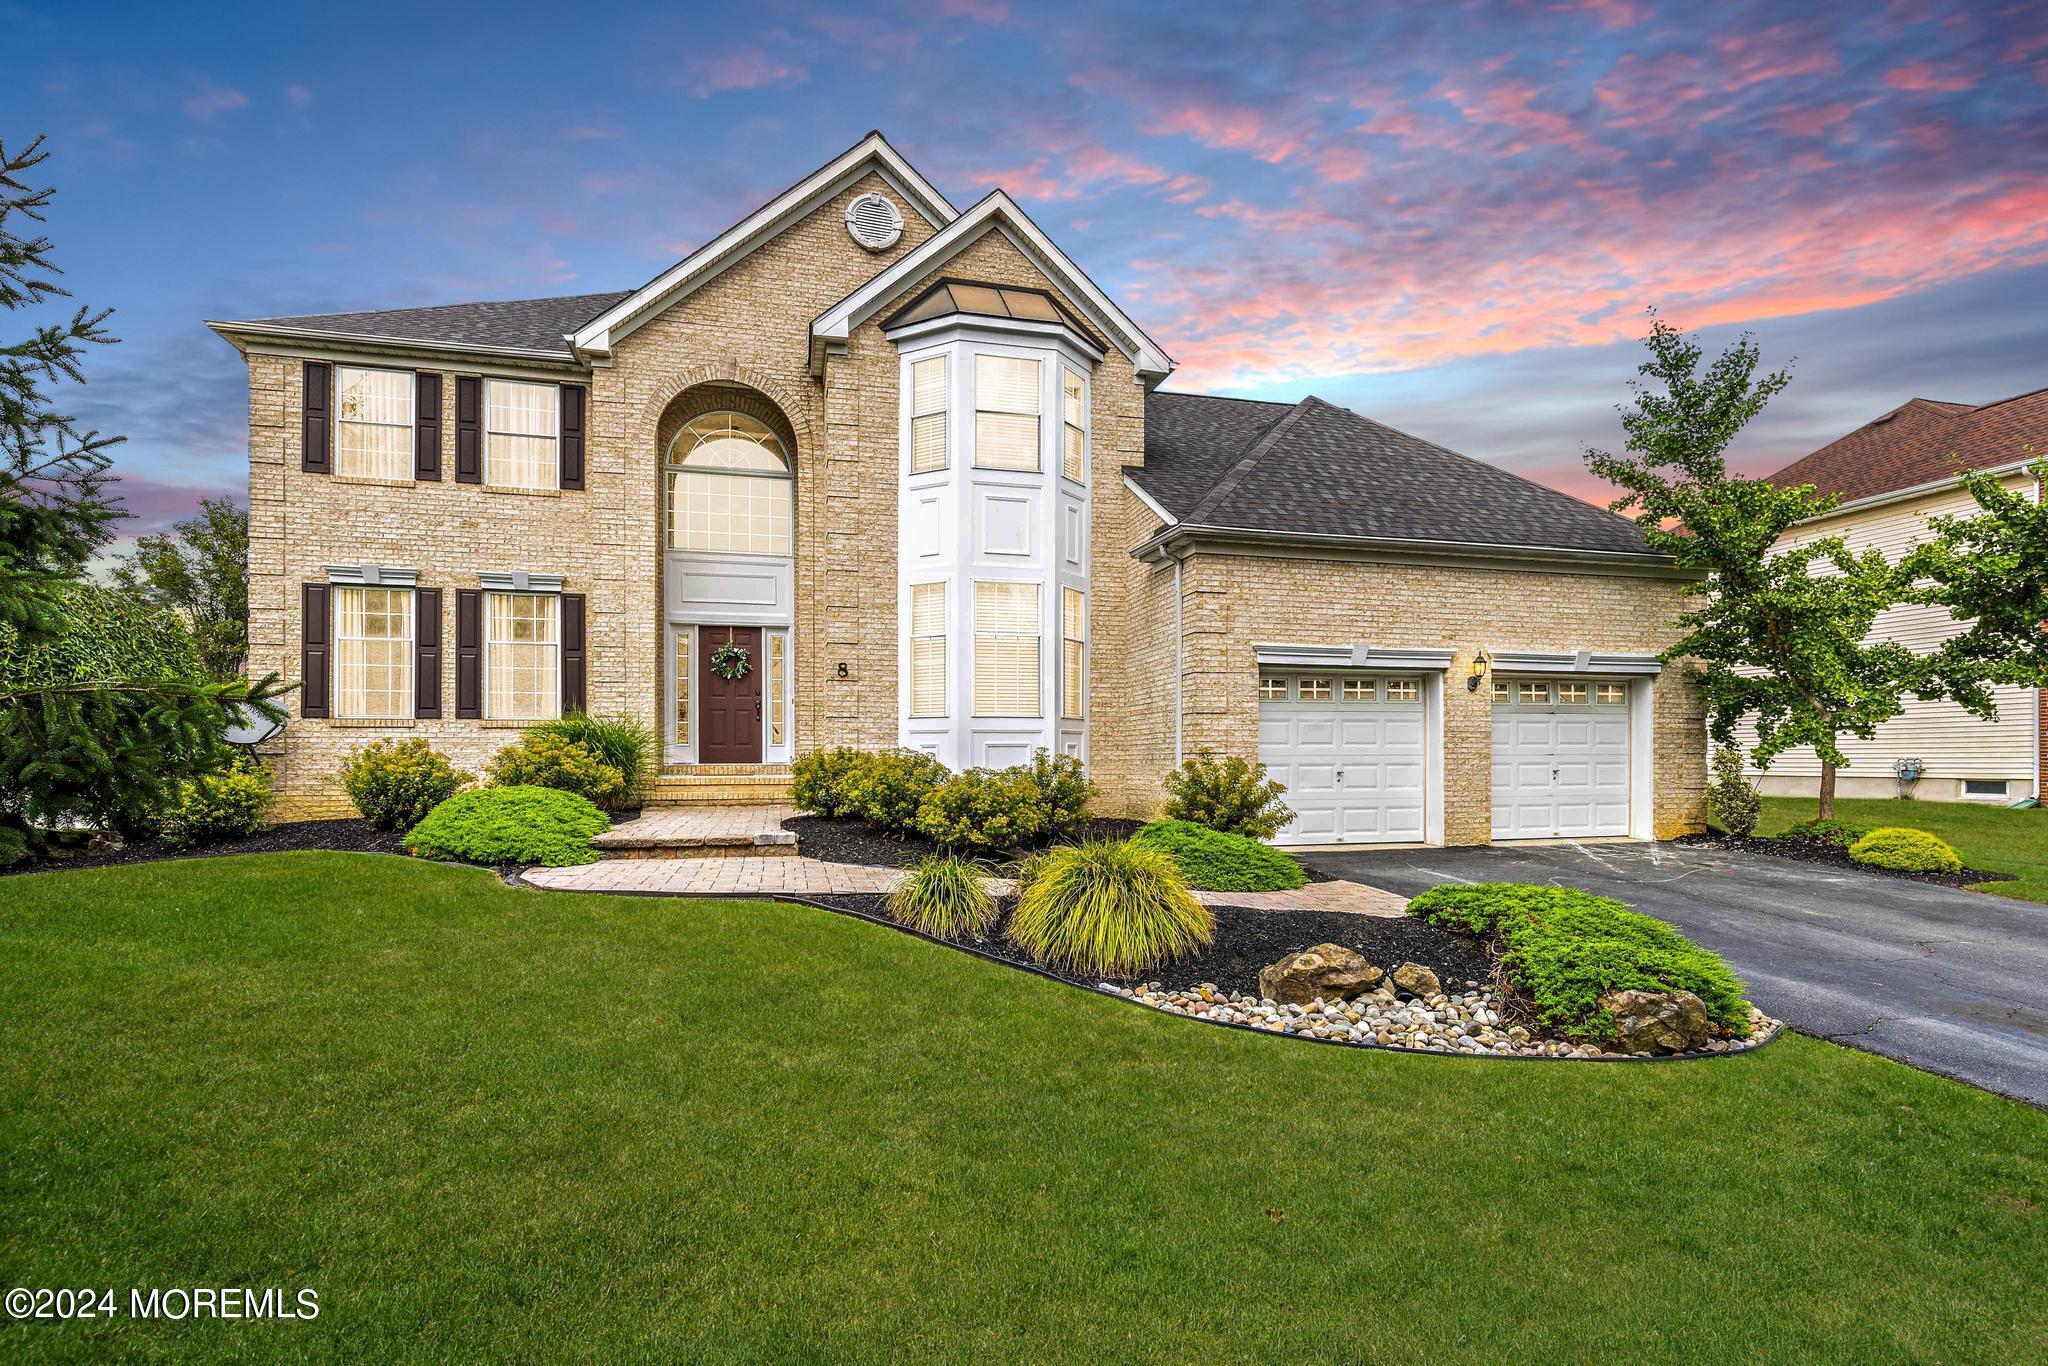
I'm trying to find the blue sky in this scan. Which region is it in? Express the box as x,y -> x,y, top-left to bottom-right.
9,0 -> 2046,547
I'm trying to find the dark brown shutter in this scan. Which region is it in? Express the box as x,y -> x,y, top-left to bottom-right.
454,376 -> 482,484
414,587 -> 443,718
300,583 -> 331,717
558,383 -> 586,491
414,372 -> 443,481
455,589 -> 482,718
301,361 -> 331,473
560,592 -> 586,715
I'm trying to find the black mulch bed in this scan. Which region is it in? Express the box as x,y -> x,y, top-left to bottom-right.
803,892 -> 1490,999
3,819 -> 408,878
785,814 -> 1338,882
1675,832 -> 2013,888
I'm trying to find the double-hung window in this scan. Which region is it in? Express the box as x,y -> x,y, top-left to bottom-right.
973,581 -> 1039,716
335,367 -> 413,480
974,354 -> 1039,471
485,591 -> 560,720
910,582 -> 947,717
910,355 -> 948,473
334,586 -> 413,718
485,379 -> 558,490
1061,368 -> 1086,483
1060,587 -> 1085,720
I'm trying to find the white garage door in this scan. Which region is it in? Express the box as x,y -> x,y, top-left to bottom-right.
1258,674 -> 1427,846
1491,677 -> 1631,839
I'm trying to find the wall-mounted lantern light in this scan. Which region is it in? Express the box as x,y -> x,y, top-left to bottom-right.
1466,648 -> 1491,693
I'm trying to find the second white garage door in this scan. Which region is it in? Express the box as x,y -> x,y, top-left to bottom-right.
1491,677 -> 1631,839
1258,674 -> 1427,845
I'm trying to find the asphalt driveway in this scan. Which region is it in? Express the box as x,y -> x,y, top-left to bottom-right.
1314,841 -> 2048,1107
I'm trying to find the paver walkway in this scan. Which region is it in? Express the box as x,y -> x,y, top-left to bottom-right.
591,804 -> 797,852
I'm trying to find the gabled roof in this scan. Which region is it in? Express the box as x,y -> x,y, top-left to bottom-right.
1131,391 -> 1663,562
1766,387 -> 2048,506
811,191 -> 1174,383
210,292 -> 630,361
570,131 -> 956,356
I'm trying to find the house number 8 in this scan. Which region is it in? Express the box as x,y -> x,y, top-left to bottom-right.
837,662 -> 849,679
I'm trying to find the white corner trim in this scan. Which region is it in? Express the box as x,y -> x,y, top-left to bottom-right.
325,564 -> 418,588
1254,642 -> 1456,671
812,192 -> 1174,381
1490,649 -> 1663,676
477,570 -> 565,594
571,134 -> 956,355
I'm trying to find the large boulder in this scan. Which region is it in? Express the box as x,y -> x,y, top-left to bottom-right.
1390,962 -> 1441,998
1258,944 -> 1383,1005
1600,989 -> 1712,1055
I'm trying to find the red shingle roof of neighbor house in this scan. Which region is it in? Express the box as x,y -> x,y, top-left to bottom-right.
1766,386 -> 2048,504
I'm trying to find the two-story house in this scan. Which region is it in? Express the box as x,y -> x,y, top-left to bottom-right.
209,132 -> 1708,846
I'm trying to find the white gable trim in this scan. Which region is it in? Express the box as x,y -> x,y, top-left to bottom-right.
811,191 -> 1175,384
570,133 -> 956,356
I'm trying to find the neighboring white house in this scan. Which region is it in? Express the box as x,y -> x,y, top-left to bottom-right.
1746,387 -> 2046,803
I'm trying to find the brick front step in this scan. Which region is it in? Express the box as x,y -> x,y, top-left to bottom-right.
644,774 -> 794,806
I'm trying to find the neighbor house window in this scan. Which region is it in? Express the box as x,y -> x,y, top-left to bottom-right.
1385,679 -> 1419,703
1259,677 -> 1288,700
973,581 -> 1039,715
667,412 -> 793,556
910,355 -> 948,473
911,582 -> 947,717
1061,586 -> 1085,720
484,591 -> 560,721
1300,678 -> 1332,701
335,366 -> 414,480
974,354 -> 1040,470
334,586 -> 412,719
1061,367 -> 1086,483
1595,683 -> 1627,705
484,379 -> 559,490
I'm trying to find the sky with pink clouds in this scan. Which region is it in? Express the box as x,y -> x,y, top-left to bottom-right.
8,0 -> 2046,549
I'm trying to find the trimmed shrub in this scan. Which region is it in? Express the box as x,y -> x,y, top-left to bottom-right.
339,739 -> 471,830
1776,818 -> 1874,852
1024,749 -> 1094,838
1706,745 -> 1759,837
1162,749 -> 1292,840
915,768 -> 1050,850
888,853 -> 999,938
404,786 -> 609,867
486,731 -> 626,808
792,746 -> 873,818
1850,826 -> 1963,874
1009,840 -> 1213,978
843,749 -> 948,834
160,758 -> 271,848
1128,819 -> 1305,892
1407,882 -> 1751,1042
525,713 -> 653,809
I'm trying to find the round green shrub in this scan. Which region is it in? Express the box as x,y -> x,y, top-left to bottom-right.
1849,826 -> 1962,874
915,768 -> 1050,850
1162,749 -> 1292,840
339,739 -> 472,830
1128,819 -> 1305,892
842,749 -> 948,833
888,853 -> 999,938
1009,840 -> 1213,979
525,713 -> 653,808
486,731 -> 626,808
404,786 -> 610,867
160,758 -> 272,848
1024,749 -> 1094,838
791,746 -> 873,818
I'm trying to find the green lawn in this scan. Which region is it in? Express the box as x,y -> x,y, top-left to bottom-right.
3,855 -> 2044,1361
1757,795 -> 2048,904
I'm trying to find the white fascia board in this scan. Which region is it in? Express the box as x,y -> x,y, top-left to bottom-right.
207,320 -> 579,367
1121,473 -> 1178,528
1490,649 -> 1664,676
812,192 -> 1175,382
881,312 -> 1106,364
1789,457 -> 2041,523
1254,642 -> 1456,671
571,133 -> 957,355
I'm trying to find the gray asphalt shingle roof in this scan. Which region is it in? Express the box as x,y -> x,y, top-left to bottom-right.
234,292 -> 633,356
1133,390 -> 1657,558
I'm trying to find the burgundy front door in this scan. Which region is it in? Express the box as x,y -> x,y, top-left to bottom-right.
698,626 -> 764,764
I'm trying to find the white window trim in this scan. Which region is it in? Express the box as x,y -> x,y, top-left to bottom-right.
483,377 -> 561,492
909,354 -> 949,475
333,583 -> 415,721
1060,363 -> 1088,487
971,350 -> 1043,473
1060,586 -> 1085,721
333,364 -> 416,482
481,589 -> 562,722
910,581 -> 948,718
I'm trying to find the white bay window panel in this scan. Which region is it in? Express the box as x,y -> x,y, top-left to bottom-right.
334,586 -> 413,719
1061,586 -> 1085,720
335,367 -> 413,480
485,379 -> 559,490
911,582 -> 947,717
485,591 -> 560,721
1062,368 -> 1086,483
974,354 -> 1040,471
910,355 -> 948,473
974,581 -> 1041,717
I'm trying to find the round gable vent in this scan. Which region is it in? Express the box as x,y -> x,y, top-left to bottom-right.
845,191 -> 904,252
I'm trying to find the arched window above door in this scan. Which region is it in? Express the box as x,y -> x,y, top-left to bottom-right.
665,411 -> 793,556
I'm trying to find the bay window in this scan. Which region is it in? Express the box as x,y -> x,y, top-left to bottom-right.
910,355 -> 948,473
974,354 -> 1039,471
1061,367 -> 1086,483
1061,586 -> 1085,720
335,366 -> 413,481
485,591 -> 560,720
484,379 -> 559,490
334,586 -> 413,719
911,582 -> 947,717
973,581 -> 1039,716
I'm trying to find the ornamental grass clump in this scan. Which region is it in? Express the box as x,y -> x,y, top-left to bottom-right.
1849,827 -> 1963,874
525,713 -> 654,809
1009,840 -> 1213,979
485,731 -> 627,809
888,853 -> 999,938
404,786 -> 609,867
1128,819 -> 1305,892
